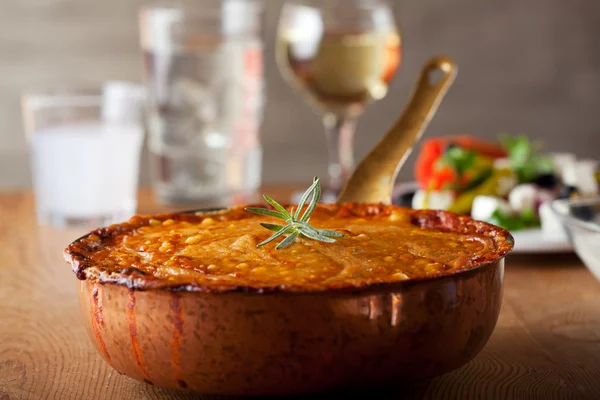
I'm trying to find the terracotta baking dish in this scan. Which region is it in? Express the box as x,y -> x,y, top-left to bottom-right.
69,207 -> 511,396
64,57 -> 515,395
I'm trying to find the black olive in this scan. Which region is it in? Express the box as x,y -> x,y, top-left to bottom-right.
394,191 -> 415,208
443,143 -> 458,153
570,205 -> 596,222
558,185 -> 578,200
532,173 -> 558,189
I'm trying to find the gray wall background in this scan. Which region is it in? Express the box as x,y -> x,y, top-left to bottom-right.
1,0 -> 599,188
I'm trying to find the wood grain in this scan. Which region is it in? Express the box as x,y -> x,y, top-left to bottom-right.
1,189 -> 600,399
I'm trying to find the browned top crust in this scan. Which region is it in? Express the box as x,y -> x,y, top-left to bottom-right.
63,203 -> 514,293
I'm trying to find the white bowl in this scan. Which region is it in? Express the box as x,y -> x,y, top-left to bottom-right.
550,197 -> 600,281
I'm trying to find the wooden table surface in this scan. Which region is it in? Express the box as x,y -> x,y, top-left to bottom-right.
1,188 -> 600,400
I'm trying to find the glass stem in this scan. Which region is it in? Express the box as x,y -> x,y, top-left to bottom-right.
323,112 -> 357,193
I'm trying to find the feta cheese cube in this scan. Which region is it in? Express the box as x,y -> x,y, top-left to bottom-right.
550,153 -> 577,185
471,195 -> 512,222
557,155 -> 598,194
566,159 -> 599,195
508,184 -> 538,213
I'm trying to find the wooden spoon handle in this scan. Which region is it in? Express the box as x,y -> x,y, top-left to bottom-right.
337,55 -> 458,204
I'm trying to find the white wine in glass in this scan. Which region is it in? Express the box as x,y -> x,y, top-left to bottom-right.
276,0 -> 401,196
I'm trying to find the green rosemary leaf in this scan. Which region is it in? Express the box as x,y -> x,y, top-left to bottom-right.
275,230 -> 300,249
294,177 -> 319,219
295,222 -> 335,242
260,223 -> 287,232
263,195 -> 292,219
299,228 -> 336,243
256,225 -> 289,247
316,229 -> 344,238
246,177 -> 342,249
245,207 -> 286,220
300,179 -> 321,222
294,220 -> 318,233
296,220 -> 342,241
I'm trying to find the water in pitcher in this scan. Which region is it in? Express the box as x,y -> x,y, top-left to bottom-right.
142,36 -> 265,205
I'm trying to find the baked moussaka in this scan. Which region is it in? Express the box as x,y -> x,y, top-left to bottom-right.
64,203 -> 513,293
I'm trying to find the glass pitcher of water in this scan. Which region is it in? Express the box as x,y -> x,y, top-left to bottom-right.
139,0 -> 265,206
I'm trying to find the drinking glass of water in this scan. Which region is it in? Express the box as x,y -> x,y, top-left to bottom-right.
139,0 -> 265,206
21,82 -> 145,228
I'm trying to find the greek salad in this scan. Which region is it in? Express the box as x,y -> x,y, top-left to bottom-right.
397,134 -> 599,232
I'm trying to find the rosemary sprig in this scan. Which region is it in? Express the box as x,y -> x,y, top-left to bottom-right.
244,177 -> 343,249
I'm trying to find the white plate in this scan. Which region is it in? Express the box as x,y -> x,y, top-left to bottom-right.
392,181 -> 574,254
510,229 -> 573,254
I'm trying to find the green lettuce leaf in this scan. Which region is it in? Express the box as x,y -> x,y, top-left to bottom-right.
498,133 -> 554,183
488,208 -> 541,231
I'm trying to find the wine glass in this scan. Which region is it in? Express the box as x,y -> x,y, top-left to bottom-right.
276,0 -> 401,199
